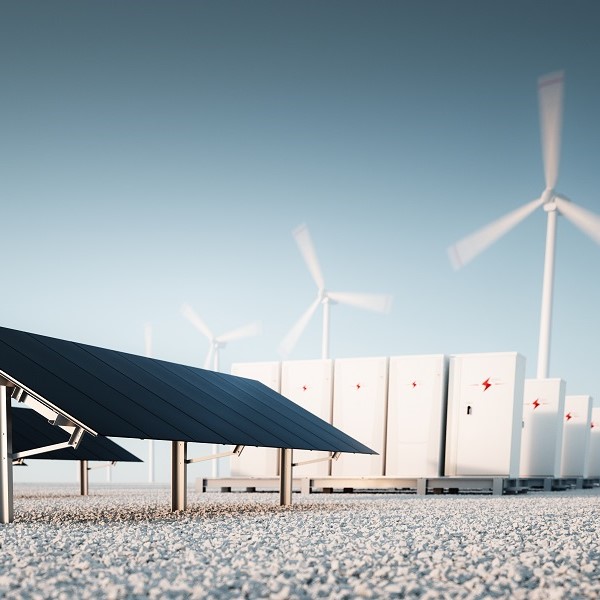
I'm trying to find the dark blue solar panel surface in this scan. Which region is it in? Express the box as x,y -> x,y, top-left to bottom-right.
0,327 -> 374,454
12,407 -> 141,462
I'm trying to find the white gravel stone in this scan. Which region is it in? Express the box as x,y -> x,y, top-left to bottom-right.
0,485 -> 599,598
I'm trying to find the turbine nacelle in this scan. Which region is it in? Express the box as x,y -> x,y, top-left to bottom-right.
540,188 -> 555,205
544,193 -> 570,213
318,291 -> 336,306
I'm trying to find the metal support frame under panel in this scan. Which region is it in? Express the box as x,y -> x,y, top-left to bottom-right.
171,441 -> 187,511
1,386 -> 13,524
80,460 -> 89,496
279,449 -> 293,506
1,372 -> 97,523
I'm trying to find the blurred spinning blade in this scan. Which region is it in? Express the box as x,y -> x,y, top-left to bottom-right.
328,291 -> 392,313
447,197 -> 545,269
538,70 -> 564,191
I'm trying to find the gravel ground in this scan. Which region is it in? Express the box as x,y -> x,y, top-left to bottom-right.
1,485 -> 599,599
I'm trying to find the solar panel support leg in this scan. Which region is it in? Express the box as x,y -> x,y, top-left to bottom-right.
0,386 -> 14,523
171,441 -> 187,511
80,460 -> 89,496
279,448 -> 293,506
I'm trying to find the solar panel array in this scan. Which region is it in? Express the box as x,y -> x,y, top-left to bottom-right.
0,326 -> 373,454
12,407 -> 141,462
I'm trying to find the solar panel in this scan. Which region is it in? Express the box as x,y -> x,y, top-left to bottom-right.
0,326 -> 374,454
11,407 -> 141,462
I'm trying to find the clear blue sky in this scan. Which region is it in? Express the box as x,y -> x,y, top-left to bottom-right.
3,1 -> 600,483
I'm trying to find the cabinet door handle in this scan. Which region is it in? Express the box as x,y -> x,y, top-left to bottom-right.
466,405 -> 472,415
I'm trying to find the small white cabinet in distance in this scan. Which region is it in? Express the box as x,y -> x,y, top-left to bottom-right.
230,361 -> 281,477
385,354 -> 448,477
445,352 -> 525,478
281,359 -> 333,476
331,357 -> 388,477
520,378 -> 566,478
560,395 -> 592,478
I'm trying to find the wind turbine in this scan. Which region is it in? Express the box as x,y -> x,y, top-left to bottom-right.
447,70 -> 600,379
180,304 -> 261,478
180,304 -> 261,372
279,224 -> 392,359
144,323 -> 154,485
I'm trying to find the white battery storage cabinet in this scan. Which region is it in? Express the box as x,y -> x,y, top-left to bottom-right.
588,407 -> 600,479
281,359 -> 334,476
560,395 -> 593,478
331,357 -> 388,477
230,361 -> 281,477
385,354 -> 448,477
445,352 -> 526,478
519,378 -> 566,478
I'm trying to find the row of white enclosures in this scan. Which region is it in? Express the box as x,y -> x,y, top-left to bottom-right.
229,352 -> 600,479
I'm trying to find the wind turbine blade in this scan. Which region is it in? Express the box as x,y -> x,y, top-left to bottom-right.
328,291 -> 392,313
217,321 -> 262,344
555,197 -> 600,245
293,223 -> 325,290
144,323 -> 152,358
181,303 -> 213,340
204,346 -> 215,370
279,297 -> 321,357
447,197 -> 544,269
538,70 -> 564,190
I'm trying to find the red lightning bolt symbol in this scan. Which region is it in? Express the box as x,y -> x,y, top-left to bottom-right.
566,412 -> 573,421
302,385 -> 307,391
356,383 -> 361,390
482,378 -> 492,391
412,381 -> 417,388
532,399 -> 540,410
